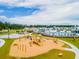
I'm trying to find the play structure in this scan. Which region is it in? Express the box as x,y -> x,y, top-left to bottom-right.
9,34 -> 65,58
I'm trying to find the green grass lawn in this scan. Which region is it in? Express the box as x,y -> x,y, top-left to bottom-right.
0,38 -> 15,59
58,37 -> 79,48
0,29 -> 22,36
0,32 -> 15,36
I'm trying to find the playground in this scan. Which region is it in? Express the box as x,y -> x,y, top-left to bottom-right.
0,33 -> 76,59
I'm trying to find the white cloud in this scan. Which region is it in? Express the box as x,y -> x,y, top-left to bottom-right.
0,0 -> 79,25
0,0 -> 74,6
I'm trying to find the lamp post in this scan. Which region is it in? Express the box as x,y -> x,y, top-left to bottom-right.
8,28 -> 10,39
6,27 -> 10,39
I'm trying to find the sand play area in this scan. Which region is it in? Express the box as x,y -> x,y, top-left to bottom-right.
9,36 -> 65,58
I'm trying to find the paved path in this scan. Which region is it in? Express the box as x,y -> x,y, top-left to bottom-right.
60,40 -> 79,59
0,39 -> 5,47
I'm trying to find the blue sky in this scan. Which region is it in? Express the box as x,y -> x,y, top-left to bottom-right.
0,4 -> 41,18
0,0 -> 79,25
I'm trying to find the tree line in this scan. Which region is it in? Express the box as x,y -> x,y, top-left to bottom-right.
0,21 -> 25,30
0,21 -> 79,30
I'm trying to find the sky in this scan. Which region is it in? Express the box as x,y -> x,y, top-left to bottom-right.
0,0 -> 79,25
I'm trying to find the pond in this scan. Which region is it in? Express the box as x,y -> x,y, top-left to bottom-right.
0,34 -> 24,39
